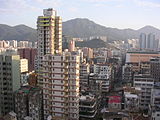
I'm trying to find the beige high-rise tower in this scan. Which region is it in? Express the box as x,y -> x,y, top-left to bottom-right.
37,8 -> 62,85
42,52 -> 80,120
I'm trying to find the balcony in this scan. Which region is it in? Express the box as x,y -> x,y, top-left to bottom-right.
64,71 -> 68,74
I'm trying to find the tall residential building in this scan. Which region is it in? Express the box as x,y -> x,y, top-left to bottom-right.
37,8 -> 62,85
42,52 -> 80,120
0,54 -> 20,116
139,33 -> 146,49
147,33 -> 155,50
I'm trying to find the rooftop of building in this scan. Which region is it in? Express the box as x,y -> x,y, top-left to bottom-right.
123,86 -> 141,93
127,51 -> 160,54
15,85 -> 41,94
124,92 -> 138,98
80,95 -> 95,102
134,74 -> 152,78
108,96 -> 121,104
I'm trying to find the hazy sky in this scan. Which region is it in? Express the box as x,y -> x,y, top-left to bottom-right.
0,0 -> 160,29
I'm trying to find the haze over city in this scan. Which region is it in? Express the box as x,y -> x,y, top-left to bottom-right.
1,0 -> 160,120
0,0 -> 160,29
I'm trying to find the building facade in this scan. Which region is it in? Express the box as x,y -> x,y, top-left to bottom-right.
18,48 -> 37,72
42,52 -> 80,120
0,54 -> 20,116
15,86 -> 42,120
37,8 -> 62,74
133,74 -> 154,110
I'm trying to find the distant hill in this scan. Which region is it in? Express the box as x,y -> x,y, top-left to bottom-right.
0,24 -> 36,42
137,25 -> 160,38
0,18 -> 160,42
63,18 -> 160,41
63,18 -> 139,41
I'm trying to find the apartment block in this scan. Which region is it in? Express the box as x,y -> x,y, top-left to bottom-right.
15,86 -> 42,120
133,74 -> 154,110
93,64 -> 111,92
79,95 -> 98,120
0,54 -> 20,116
80,63 -> 90,91
37,8 -> 62,86
42,52 -> 80,120
123,87 -> 141,112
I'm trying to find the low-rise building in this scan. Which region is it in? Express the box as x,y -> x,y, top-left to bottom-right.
79,94 -> 97,120
93,64 -> 111,93
124,92 -> 139,112
108,96 -> 121,110
15,86 -> 42,120
133,74 -> 154,110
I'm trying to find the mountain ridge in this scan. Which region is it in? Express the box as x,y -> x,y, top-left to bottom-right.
0,18 -> 160,42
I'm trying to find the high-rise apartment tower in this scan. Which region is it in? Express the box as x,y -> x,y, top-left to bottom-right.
37,8 -> 62,85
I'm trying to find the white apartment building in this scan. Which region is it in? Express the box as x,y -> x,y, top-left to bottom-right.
42,52 -> 80,120
94,64 -> 111,92
124,92 -> 139,111
20,59 -> 28,73
133,74 -> 154,110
